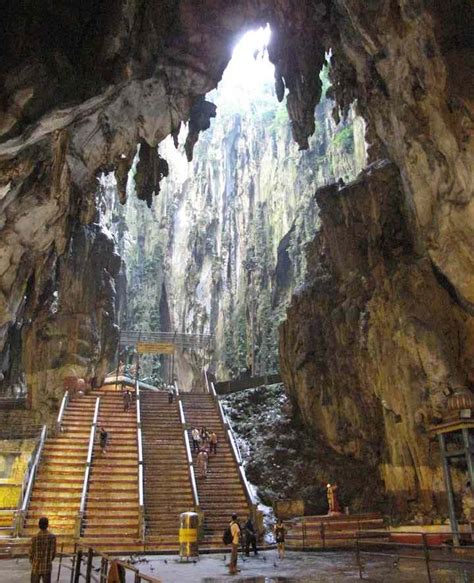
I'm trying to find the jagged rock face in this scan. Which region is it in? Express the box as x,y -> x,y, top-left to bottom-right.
22,223 -> 120,414
280,161 -> 474,516
328,0 -> 474,308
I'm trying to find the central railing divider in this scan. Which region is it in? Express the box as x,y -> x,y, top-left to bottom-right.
136,380 -> 145,541
76,396 -> 100,538
177,387 -> 200,511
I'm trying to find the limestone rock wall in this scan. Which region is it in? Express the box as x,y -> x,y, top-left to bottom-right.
280,160 -> 474,517
117,87 -> 363,383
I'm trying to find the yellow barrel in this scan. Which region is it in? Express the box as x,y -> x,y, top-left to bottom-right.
179,511 -> 199,558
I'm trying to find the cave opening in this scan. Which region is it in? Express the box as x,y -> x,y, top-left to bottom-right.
112,25 -> 366,391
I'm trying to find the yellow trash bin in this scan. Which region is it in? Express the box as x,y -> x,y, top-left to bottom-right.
179,511 -> 199,559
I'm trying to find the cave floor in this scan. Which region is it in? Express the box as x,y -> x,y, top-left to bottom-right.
1,549 -> 473,582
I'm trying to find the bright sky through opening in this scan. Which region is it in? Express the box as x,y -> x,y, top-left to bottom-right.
213,25 -> 274,105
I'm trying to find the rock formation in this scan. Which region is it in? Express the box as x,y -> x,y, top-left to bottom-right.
280,160 -> 473,517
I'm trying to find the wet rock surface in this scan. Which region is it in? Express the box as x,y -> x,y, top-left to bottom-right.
223,384 -> 383,515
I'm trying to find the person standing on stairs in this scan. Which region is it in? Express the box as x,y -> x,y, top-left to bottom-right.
192,427 -> 200,452
229,513 -> 241,575
99,426 -> 109,454
197,448 -> 208,478
123,389 -> 131,412
167,384 -> 175,404
29,516 -> 56,583
210,430 -> 218,455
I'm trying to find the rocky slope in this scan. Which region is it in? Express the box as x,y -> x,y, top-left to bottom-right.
223,384 -> 384,515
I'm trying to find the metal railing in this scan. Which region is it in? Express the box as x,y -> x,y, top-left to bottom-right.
119,330 -> 213,350
136,380 -> 145,541
56,390 -> 70,432
71,545 -> 161,582
355,529 -> 474,582
15,424 -> 48,536
76,397 -> 100,538
177,384 -> 200,510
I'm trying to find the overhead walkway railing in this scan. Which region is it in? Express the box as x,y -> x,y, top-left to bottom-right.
203,370 -> 256,512
103,374 -> 160,392
136,380 -> 145,541
177,387 -> 200,511
76,397 -> 100,538
15,424 -> 48,536
119,330 -> 213,350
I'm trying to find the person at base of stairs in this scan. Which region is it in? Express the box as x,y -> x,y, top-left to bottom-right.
243,516 -> 258,556
274,518 -> 286,560
210,431 -> 218,455
30,516 -> 56,583
229,513 -> 241,575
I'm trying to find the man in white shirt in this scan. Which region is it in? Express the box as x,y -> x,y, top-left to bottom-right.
191,427 -> 200,452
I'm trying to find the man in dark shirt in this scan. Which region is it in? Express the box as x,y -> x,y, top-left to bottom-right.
30,516 -> 56,582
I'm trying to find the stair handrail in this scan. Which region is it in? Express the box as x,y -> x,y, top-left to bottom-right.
183,430 -> 200,508
177,384 -> 200,509
136,379 -> 145,540
227,428 -> 243,465
202,368 -> 217,398
77,397 -> 100,537
178,400 -> 186,426
203,368 -> 210,393
56,390 -> 69,432
15,424 -> 48,536
174,379 -> 180,396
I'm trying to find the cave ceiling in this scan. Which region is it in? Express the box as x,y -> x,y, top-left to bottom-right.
0,0 -> 472,356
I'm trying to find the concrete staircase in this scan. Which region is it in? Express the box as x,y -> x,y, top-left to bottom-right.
181,393 -> 251,548
23,395 -> 96,544
81,386 -> 141,551
141,392 -> 195,551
